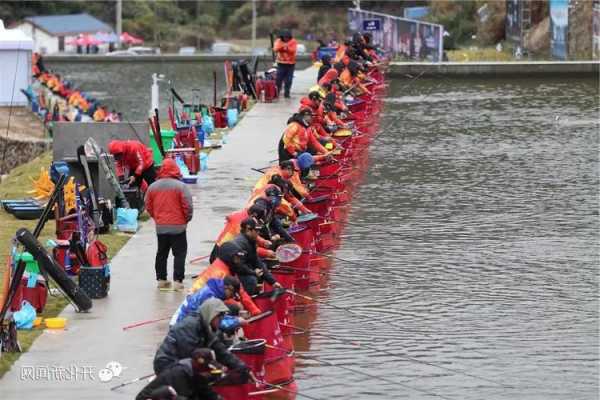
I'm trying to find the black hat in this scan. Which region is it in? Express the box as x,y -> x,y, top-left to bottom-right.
223,276 -> 241,292
240,217 -> 257,231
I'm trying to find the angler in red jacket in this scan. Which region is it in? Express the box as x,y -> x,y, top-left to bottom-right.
108,140 -> 157,187
273,29 -> 298,98
318,68 -> 339,88
145,159 -> 193,290
278,108 -> 329,162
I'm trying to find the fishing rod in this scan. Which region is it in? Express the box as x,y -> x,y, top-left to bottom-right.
286,289 -> 421,329
255,379 -> 323,400
122,316 -> 170,331
110,373 -> 155,391
305,329 -> 513,389
286,288 -> 493,359
264,344 -> 455,400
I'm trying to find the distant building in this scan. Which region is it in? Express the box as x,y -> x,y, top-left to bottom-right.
14,13 -> 113,54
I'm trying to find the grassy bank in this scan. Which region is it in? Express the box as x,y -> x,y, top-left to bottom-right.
0,152 -> 133,378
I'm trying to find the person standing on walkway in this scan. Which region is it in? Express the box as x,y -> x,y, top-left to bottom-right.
108,139 -> 157,186
273,29 -> 298,99
145,158 -> 193,290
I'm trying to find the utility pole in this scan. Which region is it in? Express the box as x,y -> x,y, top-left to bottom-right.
251,0 -> 257,51
116,0 -> 122,40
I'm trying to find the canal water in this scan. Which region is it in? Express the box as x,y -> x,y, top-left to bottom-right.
48,62 -> 599,399
294,75 -> 599,400
46,60 -> 310,120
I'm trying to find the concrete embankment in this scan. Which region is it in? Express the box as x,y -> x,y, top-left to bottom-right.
0,67 -> 316,399
389,61 -> 600,77
0,107 -> 50,175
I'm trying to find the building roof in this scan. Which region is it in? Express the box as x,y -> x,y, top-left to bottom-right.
24,13 -> 113,36
0,20 -> 33,50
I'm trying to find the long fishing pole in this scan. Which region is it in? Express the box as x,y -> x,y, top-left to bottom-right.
286,288 -> 493,358
110,373 -> 155,391
122,316 -> 170,331
265,344 -> 455,400
305,329 -> 513,389
256,379 -> 323,400
286,289 -> 424,332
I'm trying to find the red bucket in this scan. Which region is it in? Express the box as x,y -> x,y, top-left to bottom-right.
287,225 -> 314,251
316,162 -> 340,177
303,195 -> 331,218
230,339 -> 267,381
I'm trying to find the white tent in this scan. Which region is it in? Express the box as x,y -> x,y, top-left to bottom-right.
0,19 -> 34,106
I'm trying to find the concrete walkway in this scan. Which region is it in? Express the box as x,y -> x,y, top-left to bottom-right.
0,67 -> 316,399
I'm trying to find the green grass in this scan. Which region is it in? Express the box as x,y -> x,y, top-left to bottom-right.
0,152 -> 133,378
446,46 -> 515,62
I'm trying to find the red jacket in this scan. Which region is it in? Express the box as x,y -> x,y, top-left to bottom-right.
145,159 -> 193,234
108,140 -> 154,176
318,69 -> 339,87
273,38 -> 298,64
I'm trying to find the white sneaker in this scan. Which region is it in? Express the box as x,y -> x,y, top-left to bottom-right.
173,281 -> 185,291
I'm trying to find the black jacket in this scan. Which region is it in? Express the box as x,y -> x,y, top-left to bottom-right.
153,315 -> 245,375
232,233 -> 276,285
137,359 -> 217,400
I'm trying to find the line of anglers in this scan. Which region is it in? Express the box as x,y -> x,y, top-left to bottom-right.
136,32 -> 383,400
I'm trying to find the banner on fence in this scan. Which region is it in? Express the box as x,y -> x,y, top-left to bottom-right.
505,0 -> 522,43
593,0 -> 600,59
348,8 -> 444,62
550,0 -> 569,59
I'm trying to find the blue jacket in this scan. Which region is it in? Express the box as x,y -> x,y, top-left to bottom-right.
170,278 -> 226,326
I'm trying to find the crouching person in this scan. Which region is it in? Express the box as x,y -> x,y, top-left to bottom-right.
153,298 -> 250,380
137,348 -> 224,400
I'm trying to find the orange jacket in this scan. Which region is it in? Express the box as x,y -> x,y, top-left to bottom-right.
273,38 -> 298,64
282,121 -> 327,157
334,44 -> 347,63
214,209 -> 271,251
248,184 -> 298,222
255,165 -> 310,199
191,258 -> 261,315
318,69 -> 339,87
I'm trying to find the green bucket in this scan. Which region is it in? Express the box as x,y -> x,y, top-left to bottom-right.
149,129 -> 176,165
15,252 -> 40,274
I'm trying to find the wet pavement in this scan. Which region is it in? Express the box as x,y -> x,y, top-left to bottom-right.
0,67 -> 316,399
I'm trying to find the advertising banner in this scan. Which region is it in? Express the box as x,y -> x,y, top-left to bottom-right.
348,8 -> 443,62
550,0 -> 569,59
593,0 -> 600,59
505,0 -> 522,43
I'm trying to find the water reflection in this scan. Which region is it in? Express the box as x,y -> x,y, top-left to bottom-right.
296,76 -> 599,400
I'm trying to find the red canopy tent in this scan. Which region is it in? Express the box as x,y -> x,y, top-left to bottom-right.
66,34 -> 102,46
120,32 -> 144,45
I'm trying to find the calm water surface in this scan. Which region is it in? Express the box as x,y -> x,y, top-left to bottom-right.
294,76 -> 599,400
49,62 -> 599,399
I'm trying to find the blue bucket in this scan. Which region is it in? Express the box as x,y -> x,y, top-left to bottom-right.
195,124 -> 205,147
202,116 -> 214,134
227,109 -> 238,127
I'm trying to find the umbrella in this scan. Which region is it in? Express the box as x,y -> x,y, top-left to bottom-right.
94,32 -> 119,44
120,32 -> 144,45
66,34 -> 101,46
